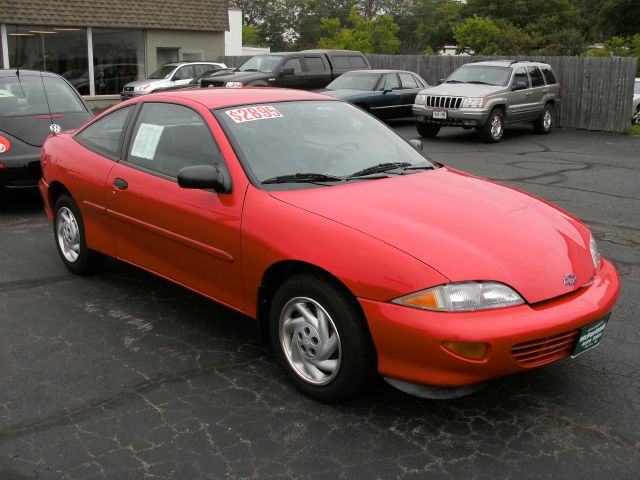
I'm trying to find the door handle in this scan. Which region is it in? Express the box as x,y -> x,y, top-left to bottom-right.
525,92 -> 532,96
113,178 -> 128,190
542,89 -> 549,93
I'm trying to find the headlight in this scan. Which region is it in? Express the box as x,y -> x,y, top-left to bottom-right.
590,233 -> 601,269
134,83 -> 151,92
461,97 -> 487,108
225,82 -> 244,88
392,281 -> 524,312
415,93 -> 427,104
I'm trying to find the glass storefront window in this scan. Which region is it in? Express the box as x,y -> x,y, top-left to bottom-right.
7,25 -> 89,93
92,28 -> 145,95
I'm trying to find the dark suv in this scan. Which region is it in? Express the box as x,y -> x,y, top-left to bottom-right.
412,60 -> 561,142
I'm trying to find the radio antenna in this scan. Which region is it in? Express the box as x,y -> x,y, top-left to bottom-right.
39,70 -> 59,135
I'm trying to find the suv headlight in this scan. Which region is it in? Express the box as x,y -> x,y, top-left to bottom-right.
461,97 -> 487,108
226,82 -> 243,88
134,83 -> 151,92
415,93 -> 427,105
590,233 -> 601,269
392,281 -> 524,312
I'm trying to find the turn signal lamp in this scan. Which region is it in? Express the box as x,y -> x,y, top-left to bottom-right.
442,341 -> 489,361
0,135 -> 10,154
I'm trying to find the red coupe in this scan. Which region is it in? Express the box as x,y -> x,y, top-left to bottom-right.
39,88 -> 620,402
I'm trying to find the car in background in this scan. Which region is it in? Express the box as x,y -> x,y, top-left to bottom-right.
319,69 -> 428,120
121,61 -> 227,99
413,60 -> 561,142
0,69 -> 92,190
154,67 -> 235,93
67,63 -> 141,96
632,77 -> 640,124
39,88 -> 619,403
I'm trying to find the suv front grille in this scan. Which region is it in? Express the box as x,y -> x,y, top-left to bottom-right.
511,329 -> 580,367
426,96 -> 464,109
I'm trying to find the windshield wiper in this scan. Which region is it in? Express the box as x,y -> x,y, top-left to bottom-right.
348,162 -> 410,178
445,80 -> 464,83
261,173 -> 342,185
467,81 -> 493,85
401,161 -> 436,171
241,68 -> 258,72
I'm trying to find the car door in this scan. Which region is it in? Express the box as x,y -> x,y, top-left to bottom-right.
507,67 -> 531,123
171,65 -> 195,87
105,100 -> 247,310
302,55 -> 331,89
273,56 -> 303,89
398,72 -> 427,118
369,73 -> 403,119
526,66 -> 547,120
71,105 -> 135,257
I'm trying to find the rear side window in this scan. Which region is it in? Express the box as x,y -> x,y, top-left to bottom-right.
540,66 -> 557,85
383,73 -> 400,90
173,66 -> 195,81
305,56 -> 327,73
75,106 -> 133,158
528,66 -> 545,87
126,102 -> 224,179
349,56 -> 367,68
0,76 -> 85,117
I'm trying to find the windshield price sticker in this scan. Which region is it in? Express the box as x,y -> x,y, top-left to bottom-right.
226,106 -> 283,123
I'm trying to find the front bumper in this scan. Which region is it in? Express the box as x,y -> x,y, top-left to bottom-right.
413,104 -> 489,127
0,153 -> 42,188
120,91 -> 147,100
359,258 -> 620,388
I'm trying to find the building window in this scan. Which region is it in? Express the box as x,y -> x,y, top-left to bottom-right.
92,28 -> 145,95
7,24 -> 89,92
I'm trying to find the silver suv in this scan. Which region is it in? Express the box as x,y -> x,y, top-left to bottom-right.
121,61 -> 227,100
413,60 -> 561,142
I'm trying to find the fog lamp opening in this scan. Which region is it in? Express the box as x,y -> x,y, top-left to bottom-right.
442,341 -> 489,361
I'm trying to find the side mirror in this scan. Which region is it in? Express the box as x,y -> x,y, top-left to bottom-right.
437,78 -> 445,84
280,67 -> 295,77
409,139 -> 423,151
511,81 -> 528,91
177,165 -> 231,193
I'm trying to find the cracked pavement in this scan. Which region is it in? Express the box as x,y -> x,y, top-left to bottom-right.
1,125 -> 639,479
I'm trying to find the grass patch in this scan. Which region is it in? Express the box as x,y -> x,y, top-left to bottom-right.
630,124 -> 640,135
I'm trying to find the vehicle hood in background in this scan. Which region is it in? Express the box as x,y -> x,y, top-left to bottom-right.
269,168 -> 596,304
421,83 -> 505,97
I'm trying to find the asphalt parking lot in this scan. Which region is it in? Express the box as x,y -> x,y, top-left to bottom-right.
1,124 -> 639,479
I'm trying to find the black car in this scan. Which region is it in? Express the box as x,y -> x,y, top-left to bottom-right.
0,69 -> 92,189
319,70 -> 428,120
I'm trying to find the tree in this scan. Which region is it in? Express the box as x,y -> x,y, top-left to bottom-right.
453,16 -> 532,55
318,8 -> 400,54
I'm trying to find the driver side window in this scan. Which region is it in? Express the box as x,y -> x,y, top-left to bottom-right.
283,57 -> 302,73
513,68 -> 529,88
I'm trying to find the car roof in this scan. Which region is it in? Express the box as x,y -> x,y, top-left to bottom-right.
0,69 -> 65,79
342,69 -> 417,75
142,87 -> 334,109
162,62 -> 224,67
465,60 -> 551,68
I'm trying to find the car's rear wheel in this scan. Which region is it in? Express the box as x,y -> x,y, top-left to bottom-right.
54,194 -> 105,275
269,273 -> 376,403
534,104 -> 554,134
416,122 -> 441,138
479,108 -> 504,143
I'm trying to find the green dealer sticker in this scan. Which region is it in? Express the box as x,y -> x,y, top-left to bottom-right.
572,314 -> 610,358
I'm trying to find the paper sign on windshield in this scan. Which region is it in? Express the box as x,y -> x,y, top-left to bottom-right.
226,106 -> 283,123
130,123 -> 164,160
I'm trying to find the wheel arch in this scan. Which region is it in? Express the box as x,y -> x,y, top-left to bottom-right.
48,181 -> 72,210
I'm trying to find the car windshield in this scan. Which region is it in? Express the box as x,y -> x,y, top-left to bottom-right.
0,76 -> 85,117
635,81 -> 640,95
326,72 -> 383,91
216,101 -> 436,188
237,55 -> 283,73
446,65 -> 512,86
148,65 -> 176,79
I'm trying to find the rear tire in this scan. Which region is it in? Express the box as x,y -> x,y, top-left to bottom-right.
53,194 -> 105,275
479,108 -> 504,143
269,273 -> 377,403
534,103 -> 554,134
416,122 -> 441,138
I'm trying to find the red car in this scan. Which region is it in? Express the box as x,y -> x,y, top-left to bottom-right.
39,88 -> 620,402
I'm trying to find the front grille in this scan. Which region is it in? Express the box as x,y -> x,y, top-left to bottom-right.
202,80 -> 225,87
511,329 -> 580,367
123,86 -> 134,92
426,96 -> 464,109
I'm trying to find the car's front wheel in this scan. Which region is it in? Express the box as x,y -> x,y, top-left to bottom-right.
416,122 -> 441,138
269,273 -> 376,403
479,108 -> 505,142
54,194 -> 105,275
534,104 -> 554,134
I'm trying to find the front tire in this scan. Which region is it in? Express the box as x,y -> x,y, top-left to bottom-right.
54,194 -> 105,275
534,103 -> 554,134
269,273 -> 376,403
416,122 -> 441,138
479,108 -> 505,143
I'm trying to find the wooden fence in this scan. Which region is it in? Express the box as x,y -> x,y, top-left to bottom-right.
217,55 -> 638,133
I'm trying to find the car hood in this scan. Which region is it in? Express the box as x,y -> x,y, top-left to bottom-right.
124,78 -> 168,89
421,83 -> 505,97
203,71 -> 270,84
269,167 -> 596,304
318,89 -> 371,100
0,112 -> 91,147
